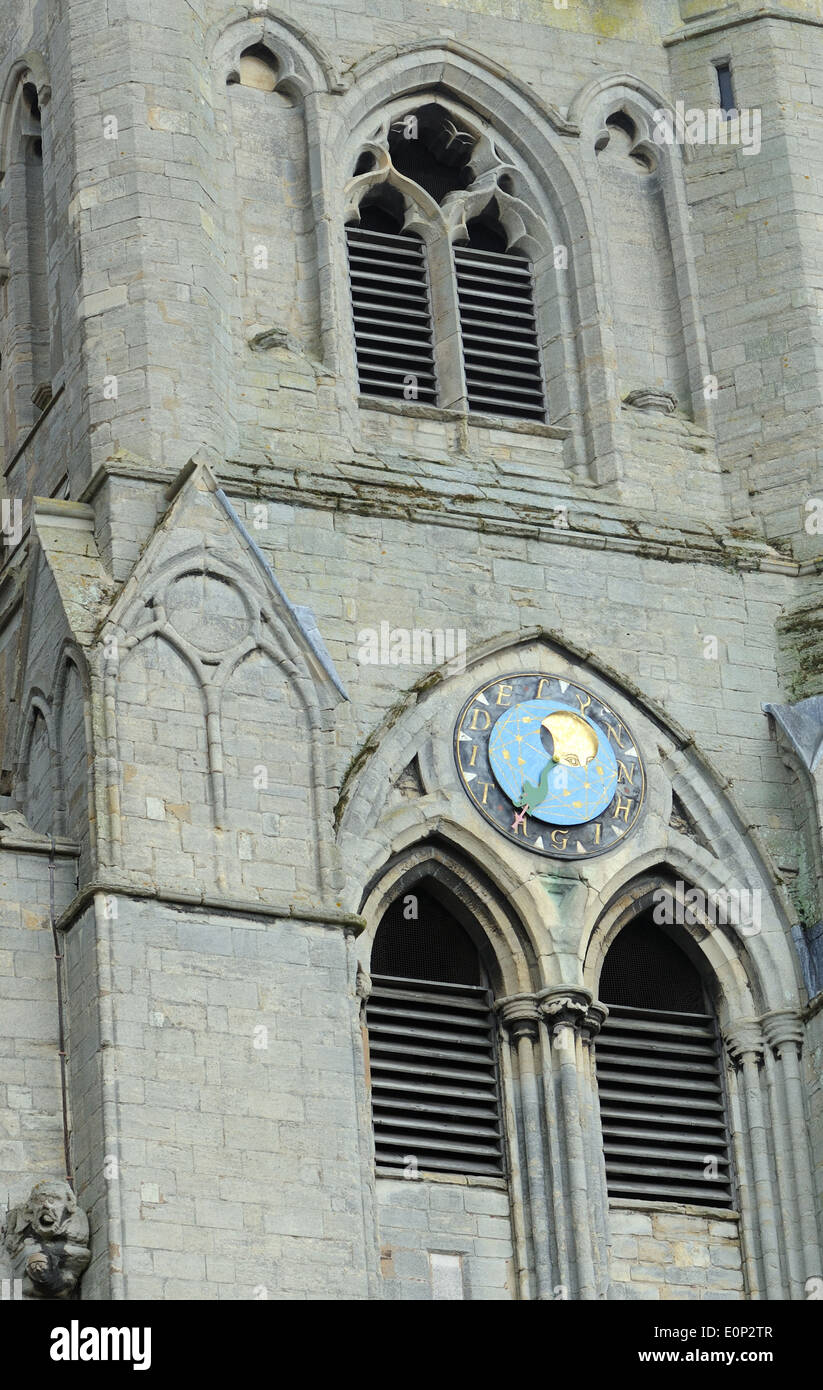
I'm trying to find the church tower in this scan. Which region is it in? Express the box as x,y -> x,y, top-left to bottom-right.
1,0 -> 821,1301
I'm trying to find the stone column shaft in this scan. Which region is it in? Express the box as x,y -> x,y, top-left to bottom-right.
763,1010 -> 821,1287
762,1048 -> 803,1293
725,1064 -> 761,1299
501,1000 -> 554,1300
538,991 -> 604,1300
497,1019 -> 532,1301
726,1020 -> 783,1300
536,1025 -> 571,1293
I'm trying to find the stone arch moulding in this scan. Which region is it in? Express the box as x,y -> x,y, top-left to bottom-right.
356,838 -> 539,999
0,49 -> 56,441
583,866 -> 767,1026
569,71 -> 713,429
110,626 -> 214,878
319,41 -> 621,481
0,51 -> 51,175
336,629 -> 797,1000
15,689 -> 58,837
763,699 -> 823,946
207,7 -> 342,99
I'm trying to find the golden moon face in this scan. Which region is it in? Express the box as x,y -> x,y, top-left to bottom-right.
542,710 -> 599,768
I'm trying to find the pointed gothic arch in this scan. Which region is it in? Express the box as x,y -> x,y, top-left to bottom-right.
0,54 -> 54,454
569,71 -> 712,427
51,642 -> 93,850
207,6 -> 340,98
320,43 -> 620,477
358,838 -> 538,998
16,691 -> 57,836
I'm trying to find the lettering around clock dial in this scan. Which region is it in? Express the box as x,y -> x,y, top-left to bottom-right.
453,672 -> 645,859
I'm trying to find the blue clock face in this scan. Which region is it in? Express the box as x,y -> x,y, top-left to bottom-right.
454,673 -> 645,859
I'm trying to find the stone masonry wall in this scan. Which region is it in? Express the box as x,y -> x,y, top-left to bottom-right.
0,845 -> 76,1286
64,895 -> 376,1300
0,0 -> 820,1303
608,1204 -> 744,1300
376,1176 -> 515,1300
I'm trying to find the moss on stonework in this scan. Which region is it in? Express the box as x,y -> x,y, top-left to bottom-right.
777,597 -> 823,702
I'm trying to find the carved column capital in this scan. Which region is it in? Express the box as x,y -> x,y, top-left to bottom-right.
536,988 -> 604,1051
582,1000 -> 609,1041
499,994 -> 540,1040
723,1019 -> 765,1066
760,1008 -> 804,1057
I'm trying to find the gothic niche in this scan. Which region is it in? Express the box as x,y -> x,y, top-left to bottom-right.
226,43 -> 279,92
226,39 -> 317,352
595,110 -> 688,411
3,1180 -> 91,1299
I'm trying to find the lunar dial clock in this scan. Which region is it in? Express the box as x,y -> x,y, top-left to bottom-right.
454,673 -> 645,859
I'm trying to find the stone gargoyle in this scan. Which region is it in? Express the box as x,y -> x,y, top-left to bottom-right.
2,1178 -> 91,1299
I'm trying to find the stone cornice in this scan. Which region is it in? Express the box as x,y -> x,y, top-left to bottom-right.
665,5 -> 823,46
54,881 -> 365,936
0,834 -> 79,857
67,457 -> 816,580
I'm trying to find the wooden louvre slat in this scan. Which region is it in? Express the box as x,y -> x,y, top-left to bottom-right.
454,243 -> 546,422
596,1003 -> 734,1208
367,975 -> 505,1177
347,225 -> 437,404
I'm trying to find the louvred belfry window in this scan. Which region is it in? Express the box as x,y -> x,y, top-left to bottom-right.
346,201 -> 437,405
366,886 -> 504,1178
453,217 -> 546,422
596,914 -> 734,1208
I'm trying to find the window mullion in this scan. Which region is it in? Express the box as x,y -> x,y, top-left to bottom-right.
426,232 -> 467,411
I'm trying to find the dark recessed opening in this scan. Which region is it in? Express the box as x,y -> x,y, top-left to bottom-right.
371,887 -> 484,986
462,211 -> 508,254
367,883 -> 504,1178
600,911 -> 707,1014
715,62 -> 736,117
388,103 -> 474,204
606,110 -> 636,141
23,82 -> 40,123
354,151 -> 377,177
596,907 -> 734,1209
355,184 -> 405,234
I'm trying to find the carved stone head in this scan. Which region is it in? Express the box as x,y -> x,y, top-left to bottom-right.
21,1179 -> 79,1240
3,1179 -> 91,1299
